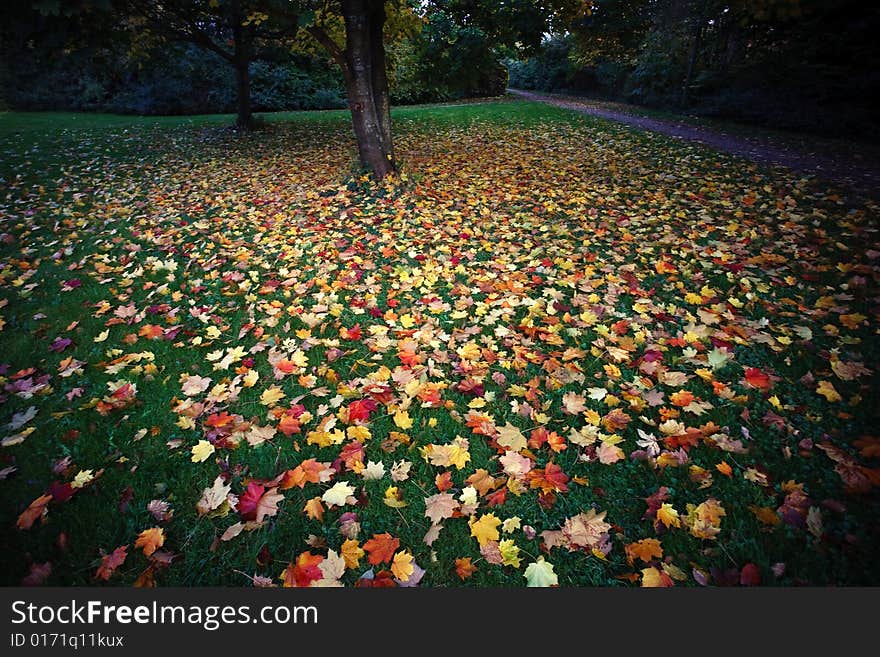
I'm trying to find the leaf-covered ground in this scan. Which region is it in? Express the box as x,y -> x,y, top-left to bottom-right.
1,100 -> 878,587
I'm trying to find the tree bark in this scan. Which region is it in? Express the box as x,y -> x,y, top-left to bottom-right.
234,56 -> 252,131
232,14 -> 252,131
341,0 -> 395,179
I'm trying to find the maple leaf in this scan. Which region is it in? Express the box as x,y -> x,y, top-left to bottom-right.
196,476 -> 231,516
524,557 -> 558,587
424,493 -> 458,524
282,551 -> 324,587
496,422 -> 527,452
685,498 -> 726,539
740,563 -> 761,586
280,459 -> 333,489
96,546 -> 128,581
470,513 -> 501,546
303,497 -> 324,521
641,566 -> 674,587
383,485 -> 408,508
361,460 -> 386,480
500,450 -> 533,478
423,522 -> 443,546
246,424 -> 276,447
316,549 -> 346,586
391,551 -> 415,581
363,533 -> 400,565
190,440 -> 215,463
466,469 -> 497,496
455,557 -> 478,581
816,380 -> 841,402
17,494 -> 52,530
181,375 -> 212,396
596,441 -> 624,464
260,386 -> 285,406
657,503 -> 681,528
7,406 -> 37,430
527,461 -> 569,494
562,391 -> 587,415
742,367 -> 773,391
563,509 -> 611,550
498,539 -> 521,568
625,538 -> 663,565
21,562 -> 52,587
341,539 -> 364,569
321,481 -> 355,507
393,409 -> 413,430
435,471 -> 453,492
239,483 -> 283,523
135,527 -> 165,557
669,390 -> 695,407
422,436 -> 471,469
221,522 -> 244,542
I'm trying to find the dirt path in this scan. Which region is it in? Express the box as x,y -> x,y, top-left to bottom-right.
509,88 -> 880,199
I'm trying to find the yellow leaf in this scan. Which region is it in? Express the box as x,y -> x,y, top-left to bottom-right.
391,550 -> 414,581
260,386 -> 285,406
657,503 -> 681,528
641,566 -> 673,587
341,539 -> 364,569
498,539 -> 521,568
816,380 -> 841,402
190,440 -> 215,463
71,469 -> 94,488
470,513 -> 501,546
393,409 -> 413,430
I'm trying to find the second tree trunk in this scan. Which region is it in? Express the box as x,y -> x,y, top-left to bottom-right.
343,0 -> 395,179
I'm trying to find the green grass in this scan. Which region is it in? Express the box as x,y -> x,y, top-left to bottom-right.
1,99 -> 878,588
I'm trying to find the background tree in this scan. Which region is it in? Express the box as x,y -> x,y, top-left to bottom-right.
126,0 -> 301,131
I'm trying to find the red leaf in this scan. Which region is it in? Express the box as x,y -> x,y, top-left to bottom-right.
282,551 -> 324,587
95,546 -> 128,581
740,563 -> 761,586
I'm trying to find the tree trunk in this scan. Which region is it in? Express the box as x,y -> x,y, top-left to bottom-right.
234,57 -> 252,131
342,0 -> 395,179
680,3 -> 707,108
232,12 -> 252,132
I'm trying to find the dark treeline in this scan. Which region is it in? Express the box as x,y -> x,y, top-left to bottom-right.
508,0 -> 880,139
0,1 -> 506,117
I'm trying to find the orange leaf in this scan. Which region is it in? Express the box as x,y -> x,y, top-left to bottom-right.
625,538 -> 663,565
435,471 -> 453,492
134,527 -> 165,557
280,459 -> 329,489
669,390 -> 695,407
466,469 -> 497,496
363,532 -> 400,565
303,497 -> 324,521
716,461 -> 733,477
17,494 -> 52,530
455,557 -> 478,580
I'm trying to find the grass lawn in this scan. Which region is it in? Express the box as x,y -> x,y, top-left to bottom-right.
1,99 -> 878,587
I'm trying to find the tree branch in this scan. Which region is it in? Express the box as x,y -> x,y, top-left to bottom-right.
306,24 -> 350,80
